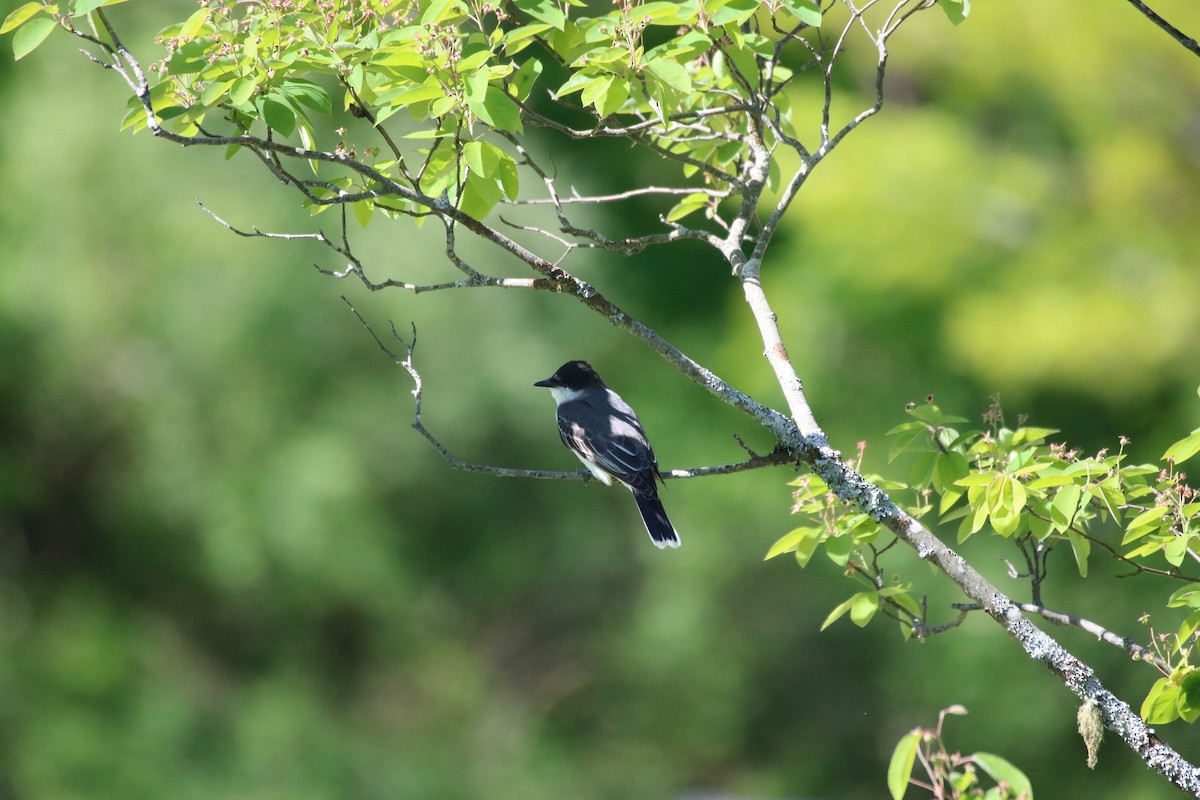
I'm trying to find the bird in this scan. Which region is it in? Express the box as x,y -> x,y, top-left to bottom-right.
534,360 -> 680,549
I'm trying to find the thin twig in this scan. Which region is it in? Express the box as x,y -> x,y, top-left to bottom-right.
1124,0 -> 1200,57
950,602 -> 1168,672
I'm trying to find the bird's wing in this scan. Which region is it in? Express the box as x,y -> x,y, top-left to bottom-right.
558,391 -> 660,494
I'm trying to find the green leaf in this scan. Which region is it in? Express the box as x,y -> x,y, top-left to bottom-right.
820,593 -> 861,631
1164,533 -> 1191,567
259,95 -> 297,137
665,192 -> 709,222
1,2 -> 44,35
637,1 -> 698,26
73,0 -> 132,14
1067,529 -> 1090,577
936,0 -> 970,25
508,57 -> 544,101
707,0 -> 758,26
972,752 -> 1030,797
352,199 -> 374,228
850,592 -> 879,627
1025,471 -> 1074,489
421,0 -> 466,25
467,85 -> 522,132
229,76 -> 257,108
1124,538 -> 1166,560
1178,670 -> 1200,723
887,730 -> 921,800
934,451 -> 969,492
1050,482 -> 1082,531
597,78 -> 628,117
199,79 -> 232,107
955,471 -> 997,488
280,78 -> 332,115
905,451 -> 934,489
646,57 -> 691,93
780,0 -> 822,26
12,15 -> 55,60
1167,586 -> 1200,609
580,74 -> 613,108
765,526 -> 814,560
503,22 -> 553,55
823,531 -> 855,566
513,0 -> 566,29
1142,677 -> 1180,724
1013,426 -> 1059,445
178,6 -> 211,41
1164,429 -> 1200,464
459,170 -> 506,219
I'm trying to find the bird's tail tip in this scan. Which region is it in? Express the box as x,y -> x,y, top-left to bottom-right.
635,493 -> 681,550
651,532 -> 681,549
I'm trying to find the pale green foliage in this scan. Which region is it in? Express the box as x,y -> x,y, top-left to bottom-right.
769,390 -> 1200,725
2,0 -> 967,223
888,706 -> 1032,800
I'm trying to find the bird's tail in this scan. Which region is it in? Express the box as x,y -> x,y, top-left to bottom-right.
634,492 -> 680,549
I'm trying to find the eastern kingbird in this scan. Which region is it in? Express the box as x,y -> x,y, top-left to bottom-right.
535,361 -> 680,549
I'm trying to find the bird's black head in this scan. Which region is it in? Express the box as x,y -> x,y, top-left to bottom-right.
534,360 -> 605,390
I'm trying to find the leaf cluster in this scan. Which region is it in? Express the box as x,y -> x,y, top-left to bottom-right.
768,389 -> 1200,726
3,0 -> 972,228
888,705 -> 1032,800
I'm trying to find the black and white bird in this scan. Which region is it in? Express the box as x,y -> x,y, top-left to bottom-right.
535,361 -> 680,549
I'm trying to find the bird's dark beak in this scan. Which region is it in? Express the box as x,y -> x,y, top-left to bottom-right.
534,378 -> 554,388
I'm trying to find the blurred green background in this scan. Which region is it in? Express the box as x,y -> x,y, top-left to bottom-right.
1,1 -> 1199,798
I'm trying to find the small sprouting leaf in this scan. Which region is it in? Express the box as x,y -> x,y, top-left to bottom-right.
12,15 -> 55,59
1,2 -> 43,35
887,730 -> 921,800
972,752 -> 1031,797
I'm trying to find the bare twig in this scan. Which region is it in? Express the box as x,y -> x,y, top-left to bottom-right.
1124,0 -> 1200,57
343,298 -> 801,481
950,602 -> 1169,673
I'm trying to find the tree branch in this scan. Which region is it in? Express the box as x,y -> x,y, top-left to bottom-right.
1124,0 -> 1200,58
947,602 -> 1169,673
341,298 -> 800,480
